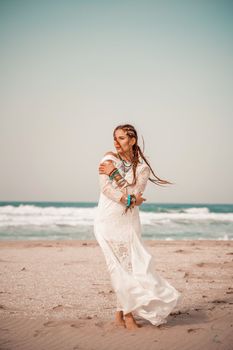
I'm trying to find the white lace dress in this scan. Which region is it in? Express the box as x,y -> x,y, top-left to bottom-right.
94,154 -> 182,326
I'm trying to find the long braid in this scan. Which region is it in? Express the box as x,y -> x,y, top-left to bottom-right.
137,145 -> 173,186
113,124 -> 174,187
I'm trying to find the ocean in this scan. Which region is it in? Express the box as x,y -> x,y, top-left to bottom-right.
0,201 -> 232,241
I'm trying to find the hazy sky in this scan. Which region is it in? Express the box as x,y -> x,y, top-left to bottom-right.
0,0 -> 232,203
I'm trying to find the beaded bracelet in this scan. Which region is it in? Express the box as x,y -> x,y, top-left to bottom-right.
124,194 -> 137,214
116,177 -> 126,187
126,194 -> 131,207
109,168 -> 119,180
109,167 -> 117,177
109,169 -> 128,188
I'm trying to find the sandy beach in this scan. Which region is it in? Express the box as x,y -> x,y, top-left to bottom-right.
0,239 -> 233,350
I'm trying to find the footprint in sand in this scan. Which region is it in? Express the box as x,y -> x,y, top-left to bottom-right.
211,299 -> 227,304
0,304 -> 18,312
34,328 -> 49,337
43,321 -> 58,327
0,327 -> 9,332
51,304 -> 64,311
33,330 -> 41,337
207,306 -> 215,311
157,324 -> 170,330
94,321 -> 104,328
70,322 -> 86,328
170,310 -> 190,316
187,327 -> 203,333
212,334 -> 222,344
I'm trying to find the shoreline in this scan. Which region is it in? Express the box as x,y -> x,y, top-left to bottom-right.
1,238 -> 233,246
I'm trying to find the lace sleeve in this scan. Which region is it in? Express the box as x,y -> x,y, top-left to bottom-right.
98,154 -> 125,203
128,166 -> 151,196
99,174 -> 125,203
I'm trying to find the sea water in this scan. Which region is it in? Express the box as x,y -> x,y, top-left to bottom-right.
0,201 -> 232,241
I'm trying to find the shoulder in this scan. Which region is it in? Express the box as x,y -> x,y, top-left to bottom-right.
100,151 -> 118,164
104,151 -> 118,157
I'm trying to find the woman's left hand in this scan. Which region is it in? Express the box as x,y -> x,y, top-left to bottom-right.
99,160 -> 116,176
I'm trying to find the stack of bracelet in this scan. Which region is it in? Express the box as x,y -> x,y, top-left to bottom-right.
125,194 -> 137,213
109,168 -> 136,213
109,167 -> 127,188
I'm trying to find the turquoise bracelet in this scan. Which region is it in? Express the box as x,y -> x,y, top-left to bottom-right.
109,169 -> 119,180
126,194 -> 131,207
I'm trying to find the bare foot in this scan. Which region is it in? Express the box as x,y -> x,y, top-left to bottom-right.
115,311 -> 125,327
124,313 -> 140,330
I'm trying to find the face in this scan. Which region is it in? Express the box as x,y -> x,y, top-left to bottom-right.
113,129 -> 135,156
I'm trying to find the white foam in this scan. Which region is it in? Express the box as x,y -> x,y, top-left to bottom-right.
0,205 -> 233,229
182,207 -> 210,214
0,205 -> 98,227
139,211 -> 233,224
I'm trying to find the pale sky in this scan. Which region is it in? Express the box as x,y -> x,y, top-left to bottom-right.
0,0 -> 232,203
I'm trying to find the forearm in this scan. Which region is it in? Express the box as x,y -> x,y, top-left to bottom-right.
98,156 -> 128,203
109,168 -> 130,189
100,174 -> 125,203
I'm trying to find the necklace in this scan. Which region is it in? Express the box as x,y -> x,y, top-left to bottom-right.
117,153 -> 132,173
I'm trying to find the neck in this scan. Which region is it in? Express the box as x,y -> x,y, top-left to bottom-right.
118,152 -> 132,162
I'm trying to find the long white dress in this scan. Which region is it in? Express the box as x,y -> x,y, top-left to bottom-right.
94,153 -> 182,326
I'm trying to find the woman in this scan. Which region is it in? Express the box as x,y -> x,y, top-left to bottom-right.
94,124 -> 182,330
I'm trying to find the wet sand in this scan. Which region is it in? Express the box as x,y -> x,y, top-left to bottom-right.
0,239 -> 233,350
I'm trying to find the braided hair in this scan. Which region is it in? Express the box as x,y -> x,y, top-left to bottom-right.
113,124 -> 174,187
